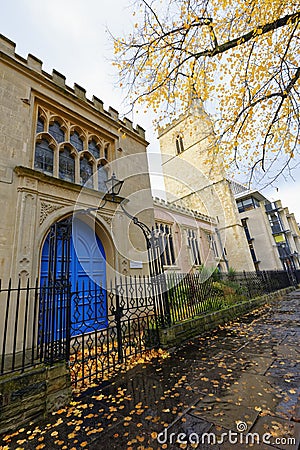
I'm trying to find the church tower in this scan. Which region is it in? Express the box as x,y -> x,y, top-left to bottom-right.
158,102 -> 255,272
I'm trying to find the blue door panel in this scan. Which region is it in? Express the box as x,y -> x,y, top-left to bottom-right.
41,218 -> 107,339
71,219 -> 107,333
40,237 -> 68,343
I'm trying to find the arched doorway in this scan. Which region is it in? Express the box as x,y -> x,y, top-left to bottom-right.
40,215 -> 107,340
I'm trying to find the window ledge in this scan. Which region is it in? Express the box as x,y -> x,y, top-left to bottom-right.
14,166 -> 124,203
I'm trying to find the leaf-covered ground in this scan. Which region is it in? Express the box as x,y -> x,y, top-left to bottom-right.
1,291 -> 299,449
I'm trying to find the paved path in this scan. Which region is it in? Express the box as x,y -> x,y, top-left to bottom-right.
1,290 -> 300,449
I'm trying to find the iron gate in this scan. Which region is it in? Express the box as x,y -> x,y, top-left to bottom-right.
38,215 -> 162,388
68,276 -> 160,388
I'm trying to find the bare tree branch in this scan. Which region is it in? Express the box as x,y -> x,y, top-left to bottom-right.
194,11 -> 300,59
113,1 -> 300,186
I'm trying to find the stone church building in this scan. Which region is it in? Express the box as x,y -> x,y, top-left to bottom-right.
1,33 -> 252,291
0,34 -> 230,362
1,32 -> 294,368
1,30 -> 274,290
0,34 -> 155,288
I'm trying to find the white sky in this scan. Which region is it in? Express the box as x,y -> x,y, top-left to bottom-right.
1,0 -> 300,221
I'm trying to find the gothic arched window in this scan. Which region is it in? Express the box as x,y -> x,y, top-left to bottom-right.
187,229 -> 201,266
36,115 -> 44,133
49,121 -> 65,143
88,139 -> 100,159
80,155 -> 93,188
59,147 -> 75,183
70,130 -> 84,152
97,165 -> 108,192
34,138 -> 54,176
34,107 -> 112,191
155,222 -> 176,266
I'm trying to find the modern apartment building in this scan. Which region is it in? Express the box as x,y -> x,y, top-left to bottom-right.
231,180 -> 300,272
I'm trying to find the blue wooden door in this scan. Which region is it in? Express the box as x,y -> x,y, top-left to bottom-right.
70,218 -> 107,334
40,217 -> 107,339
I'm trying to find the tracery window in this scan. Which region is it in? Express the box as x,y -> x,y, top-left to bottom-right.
88,139 -> 100,159
34,107 -> 112,190
59,147 -> 75,183
36,116 -> 44,133
70,130 -> 84,151
80,155 -> 93,188
187,229 -> 201,266
34,138 -> 54,176
98,165 -> 108,192
49,121 -> 65,143
155,222 -> 176,266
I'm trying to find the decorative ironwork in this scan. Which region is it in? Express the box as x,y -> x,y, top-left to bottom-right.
68,275 -> 160,388
44,217 -> 72,286
119,201 -> 172,328
0,270 -> 294,388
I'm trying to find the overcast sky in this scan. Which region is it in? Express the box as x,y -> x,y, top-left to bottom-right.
1,0 -> 299,221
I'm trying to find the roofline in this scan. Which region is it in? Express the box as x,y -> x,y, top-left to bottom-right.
234,190 -> 269,202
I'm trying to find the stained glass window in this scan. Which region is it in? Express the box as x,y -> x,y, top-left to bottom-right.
70,131 -> 83,151
80,156 -> 93,188
49,121 -> 65,143
88,139 -> 100,159
34,139 -> 53,176
59,148 -> 75,183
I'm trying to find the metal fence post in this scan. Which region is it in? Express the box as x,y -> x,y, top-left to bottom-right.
115,289 -> 123,364
161,274 -> 172,327
65,282 -> 71,362
243,271 -> 252,298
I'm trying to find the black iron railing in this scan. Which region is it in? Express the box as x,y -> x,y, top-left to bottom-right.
0,275 -> 160,387
164,272 -> 224,324
156,270 -> 294,326
219,269 -> 292,298
0,279 -> 70,375
0,270 -> 295,386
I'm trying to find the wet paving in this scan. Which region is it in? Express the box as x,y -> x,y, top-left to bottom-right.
1,291 -> 300,449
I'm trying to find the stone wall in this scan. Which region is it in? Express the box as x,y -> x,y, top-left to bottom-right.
0,362 -> 72,436
158,286 -> 295,348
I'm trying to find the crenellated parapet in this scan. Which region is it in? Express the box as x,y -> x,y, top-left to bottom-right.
153,196 -> 216,224
0,34 -> 146,140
